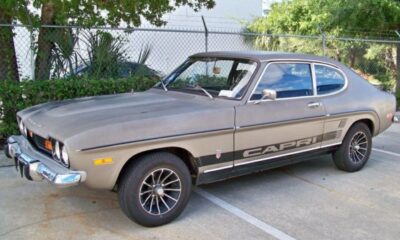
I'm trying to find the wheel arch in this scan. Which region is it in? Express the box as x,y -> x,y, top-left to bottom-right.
114,147 -> 198,189
349,118 -> 375,136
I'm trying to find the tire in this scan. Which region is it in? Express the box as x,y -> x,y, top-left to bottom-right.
333,122 -> 372,172
4,143 -> 11,158
118,152 -> 192,227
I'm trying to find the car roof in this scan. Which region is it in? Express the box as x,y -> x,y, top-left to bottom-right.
190,51 -> 341,66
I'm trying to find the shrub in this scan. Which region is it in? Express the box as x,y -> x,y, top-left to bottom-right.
0,76 -> 158,138
397,91 -> 400,110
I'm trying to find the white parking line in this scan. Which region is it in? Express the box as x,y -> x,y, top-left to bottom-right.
194,187 -> 296,240
194,148 -> 400,240
372,148 -> 400,157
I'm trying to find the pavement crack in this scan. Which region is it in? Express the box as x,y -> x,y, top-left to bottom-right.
0,165 -> 15,168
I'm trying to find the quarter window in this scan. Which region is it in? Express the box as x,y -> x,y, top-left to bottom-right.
315,64 -> 346,95
250,63 -> 313,100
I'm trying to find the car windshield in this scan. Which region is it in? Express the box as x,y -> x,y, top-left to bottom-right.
161,58 -> 257,99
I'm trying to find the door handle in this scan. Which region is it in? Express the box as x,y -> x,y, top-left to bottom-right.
307,102 -> 322,108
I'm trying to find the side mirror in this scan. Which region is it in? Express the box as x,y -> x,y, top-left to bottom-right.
393,115 -> 399,123
254,89 -> 277,104
262,89 -> 277,100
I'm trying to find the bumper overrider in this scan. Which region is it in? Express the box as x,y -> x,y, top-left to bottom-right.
4,135 -> 86,187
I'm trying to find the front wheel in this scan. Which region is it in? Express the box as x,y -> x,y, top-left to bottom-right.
118,152 -> 192,227
333,122 -> 372,172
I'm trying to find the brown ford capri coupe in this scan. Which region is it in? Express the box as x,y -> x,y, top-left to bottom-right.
5,51 -> 397,226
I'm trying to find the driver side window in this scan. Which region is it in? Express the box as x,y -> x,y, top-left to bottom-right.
250,63 -> 313,100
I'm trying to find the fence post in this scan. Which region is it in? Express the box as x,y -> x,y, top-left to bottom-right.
30,29 -> 35,80
201,16 -> 208,52
395,31 -> 400,95
318,25 -> 326,56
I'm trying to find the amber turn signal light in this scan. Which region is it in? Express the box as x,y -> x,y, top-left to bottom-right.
44,139 -> 53,151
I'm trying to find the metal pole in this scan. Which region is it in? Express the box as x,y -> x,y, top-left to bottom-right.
201,16 -> 209,76
30,30 -> 35,80
395,31 -> 400,94
317,24 -> 326,56
201,16 -> 208,52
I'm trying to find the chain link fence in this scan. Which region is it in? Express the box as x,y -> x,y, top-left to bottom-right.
0,24 -> 399,90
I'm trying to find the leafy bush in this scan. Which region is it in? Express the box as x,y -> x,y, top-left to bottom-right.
0,76 -> 158,138
397,91 -> 400,110
79,31 -> 128,79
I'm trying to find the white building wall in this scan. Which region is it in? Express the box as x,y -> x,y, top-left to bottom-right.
262,0 -> 283,16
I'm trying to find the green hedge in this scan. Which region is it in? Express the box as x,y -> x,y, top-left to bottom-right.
397,92 -> 400,110
0,76 -> 158,138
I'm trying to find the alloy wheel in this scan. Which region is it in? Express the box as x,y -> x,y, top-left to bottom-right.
349,131 -> 369,163
139,168 -> 182,215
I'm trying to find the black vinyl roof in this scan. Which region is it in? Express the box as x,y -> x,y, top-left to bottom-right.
190,51 -> 340,66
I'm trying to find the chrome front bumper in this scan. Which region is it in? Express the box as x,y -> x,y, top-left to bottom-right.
5,136 -> 86,187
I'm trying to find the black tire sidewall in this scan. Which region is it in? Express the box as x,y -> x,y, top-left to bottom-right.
333,122 -> 372,172
118,152 -> 192,227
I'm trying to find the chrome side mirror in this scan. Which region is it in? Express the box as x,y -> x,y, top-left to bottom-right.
393,115 -> 399,123
254,89 -> 277,104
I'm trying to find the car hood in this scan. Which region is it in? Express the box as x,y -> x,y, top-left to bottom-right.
18,90 -> 234,150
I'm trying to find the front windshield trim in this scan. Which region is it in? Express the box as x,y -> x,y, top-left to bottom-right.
155,57 -> 260,101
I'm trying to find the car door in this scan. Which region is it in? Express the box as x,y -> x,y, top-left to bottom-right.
314,63 -> 349,147
234,62 -> 327,168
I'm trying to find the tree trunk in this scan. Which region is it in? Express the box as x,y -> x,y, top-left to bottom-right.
335,48 -> 341,62
0,8 -> 19,82
34,2 -> 55,80
385,47 -> 396,73
348,48 -> 356,68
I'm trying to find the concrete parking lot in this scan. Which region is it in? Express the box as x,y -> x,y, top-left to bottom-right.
0,122 -> 399,240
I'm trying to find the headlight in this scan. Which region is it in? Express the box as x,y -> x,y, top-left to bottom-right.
61,145 -> 69,166
53,141 -> 69,167
19,121 -> 24,134
23,125 -> 27,136
54,141 -> 61,160
19,120 -> 28,136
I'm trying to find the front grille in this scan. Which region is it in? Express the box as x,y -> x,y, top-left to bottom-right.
26,130 -> 69,168
27,130 -> 52,156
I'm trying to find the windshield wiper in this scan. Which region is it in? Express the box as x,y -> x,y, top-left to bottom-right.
160,79 -> 168,91
194,85 -> 213,99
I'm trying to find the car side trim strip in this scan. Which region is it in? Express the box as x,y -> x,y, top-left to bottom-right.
201,164 -> 233,173
236,115 -> 327,131
235,142 -> 342,167
79,127 -> 235,152
237,110 -> 376,131
234,146 -> 322,167
200,142 -> 342,173
321,142 -> 342,148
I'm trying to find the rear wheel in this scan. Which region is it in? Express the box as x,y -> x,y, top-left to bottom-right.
118,152 -> 191,227
333,122 -> 372,172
